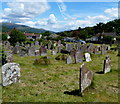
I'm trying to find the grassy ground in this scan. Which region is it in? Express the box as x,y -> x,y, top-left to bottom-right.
2,45 -> 119,102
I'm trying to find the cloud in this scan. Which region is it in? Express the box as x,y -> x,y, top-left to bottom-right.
47,14 -> 57,24
2,1 -> 50,23
104,8 -> 118,19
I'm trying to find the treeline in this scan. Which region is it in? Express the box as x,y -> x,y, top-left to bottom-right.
57,19 -> 120,40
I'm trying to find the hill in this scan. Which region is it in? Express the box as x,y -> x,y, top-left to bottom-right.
0,22 -> 55,33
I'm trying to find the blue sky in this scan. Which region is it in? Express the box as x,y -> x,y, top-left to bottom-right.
0,0 -> 119,32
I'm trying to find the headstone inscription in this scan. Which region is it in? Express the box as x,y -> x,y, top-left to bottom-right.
2,63 -> 20,86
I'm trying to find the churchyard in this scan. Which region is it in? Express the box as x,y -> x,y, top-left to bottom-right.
0,40 -> 119,102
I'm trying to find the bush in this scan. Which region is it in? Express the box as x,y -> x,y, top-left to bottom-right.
55,54 -> 68,60
33,56 -> 51,65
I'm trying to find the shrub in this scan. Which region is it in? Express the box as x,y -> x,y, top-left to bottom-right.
33,56 -> 51,65
55,54 -> 68,60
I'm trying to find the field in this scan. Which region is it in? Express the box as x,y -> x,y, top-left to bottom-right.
1,44 -> 119,102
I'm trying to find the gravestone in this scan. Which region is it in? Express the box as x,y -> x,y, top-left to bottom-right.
87,43 -> 94,53
48,41 -> 52,50
80,44 -> 88,53
84,53 -> 92,62
6,54 -> 13,63
2,63 -> 20,86
28,46 -> 35,56
66,55 -> 73,64
31,43 -> 34,47
107,46 -> 111,50
79,63 -> 93,93
52,49 -> 57,55
58,40 -> 61,46
103,56 -> 111,74
75,43 -> 81,51
35,50 -> 40,56
12,45 -> 21,54
75,51 -> 83,63
101,44 -> 106,54
93,46 -> 99,54
58,45 -> 63,53
35,41 -> 39,50
19,48 -> 28,56
39,46 -> 47,56
66,44 -> 74,52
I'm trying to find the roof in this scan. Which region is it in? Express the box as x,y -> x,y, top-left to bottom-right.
24,33 -> 36,36
96,32 -> 116,37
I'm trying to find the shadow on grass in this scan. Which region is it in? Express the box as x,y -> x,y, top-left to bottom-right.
95,71 -> 104,74
64,89 -> 83,97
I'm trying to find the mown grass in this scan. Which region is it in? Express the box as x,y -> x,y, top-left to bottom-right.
1,45 -> 119,102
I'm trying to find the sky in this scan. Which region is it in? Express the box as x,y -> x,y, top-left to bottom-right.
0,0 -> 119,32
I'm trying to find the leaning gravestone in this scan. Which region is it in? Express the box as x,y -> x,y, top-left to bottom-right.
79,63 -> 93,93
39,46 -> 47,56
101,44 -> 106,54
103,56 -> 111,74
75,51 -> 83,63
84,53 -> 92,62
2,63 -> 20,86
66,55 -> 73,64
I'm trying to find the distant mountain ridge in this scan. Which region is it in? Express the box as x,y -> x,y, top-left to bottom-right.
0,22 -> 55,33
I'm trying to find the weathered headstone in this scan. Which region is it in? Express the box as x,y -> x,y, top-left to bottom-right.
84,53 -> 92,62
101,44 -> 106,54
79,63 -> 93,93
66,44 -> 74,52
28,46 -> 35,56
93,46 -> 99,54
12,45 -> 21,54
35,41 -> 39,50
58,45 -> 63,53
19,48 -> 28,56
39,46 -> 47,56
6,54 -> 13,63
75,51 -> 83,63
80,44 -> 88,53
103,56 -> 111,74
2,63 -> 20,86
66,55 -> 73,64
87,43 -> 94,53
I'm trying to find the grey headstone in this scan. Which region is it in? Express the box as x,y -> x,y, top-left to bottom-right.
28,46 -> 35,56
79,63 -> 93,93
2,63 -> 20,86
93,46 -> 99,54
103,56 -> 111,74
39,46 -> 47,56
101,44 -> 106,54
75,51 -> 83,63
66,55 -> 73,64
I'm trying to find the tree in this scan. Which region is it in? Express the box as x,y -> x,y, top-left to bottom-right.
2,33 -> 8,41
8,28 -> 26,46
